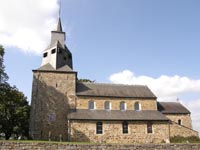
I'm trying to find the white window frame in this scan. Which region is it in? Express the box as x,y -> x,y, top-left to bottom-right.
134,102 -> 141,111
89,100 -> 95,110
120,101 -> 126,111
104,101 -> 111,111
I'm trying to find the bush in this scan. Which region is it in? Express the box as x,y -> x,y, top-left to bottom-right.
170,136 -> 200,143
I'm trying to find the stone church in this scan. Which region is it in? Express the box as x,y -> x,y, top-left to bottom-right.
29,18 -> 198,143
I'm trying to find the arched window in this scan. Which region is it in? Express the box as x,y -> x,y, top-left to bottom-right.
120,101 -> 126,111
104,101 -> 111,111
134,102 -> 141,111
89,101 -> 95,110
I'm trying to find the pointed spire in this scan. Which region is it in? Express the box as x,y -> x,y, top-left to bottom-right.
57,17 -> 63,32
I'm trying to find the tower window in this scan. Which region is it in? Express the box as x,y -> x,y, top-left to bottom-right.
147,122 -> 153,133
43,52 -> 48,58
122,121 -> 128,134
96,122 -> 103,134
64,56 -> 67,61
51,49 -> 56,54
120,101 -> 126,111
178,119 -> 181,125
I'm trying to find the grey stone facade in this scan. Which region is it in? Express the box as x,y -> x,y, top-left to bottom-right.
29,18 -> 198,142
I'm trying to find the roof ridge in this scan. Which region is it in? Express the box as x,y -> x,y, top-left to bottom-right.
158,101 -> 180,103
81,82 -> 147,87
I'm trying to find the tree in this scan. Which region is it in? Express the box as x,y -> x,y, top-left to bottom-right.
0,84 -> 30,140
0,45 -> 30,140
78,78 -> 95,83
0,45 -> 8,84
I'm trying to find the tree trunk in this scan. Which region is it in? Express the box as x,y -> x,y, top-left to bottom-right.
5,132 -> 11,140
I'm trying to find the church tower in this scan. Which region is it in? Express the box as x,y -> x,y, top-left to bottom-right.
41,18 -> 73,70
29,18 -> 77,141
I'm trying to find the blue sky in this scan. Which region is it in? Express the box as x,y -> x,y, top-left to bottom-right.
1,0 -> 200,133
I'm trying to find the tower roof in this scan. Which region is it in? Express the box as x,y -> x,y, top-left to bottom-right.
57,17 -> 63,32
41,17 -> 73,70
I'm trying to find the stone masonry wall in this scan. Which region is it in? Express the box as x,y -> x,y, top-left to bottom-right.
29,71 -> 77,141
70,120 -> 169,143
76,96 -> 157,110
169,121 -> 198,137
1,141 -> 200,150
165,114 -> 198,137
166,114 -> 192,128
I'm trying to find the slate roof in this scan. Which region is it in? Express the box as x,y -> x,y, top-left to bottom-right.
68,109 -> 169,121
45,40 -> 65,51
76,83 -> 156,98
33,63 -> 75,73
157,102 -> 190,114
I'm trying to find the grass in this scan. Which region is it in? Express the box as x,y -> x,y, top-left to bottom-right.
1,137 -> 200,144
0,140 -> 93,144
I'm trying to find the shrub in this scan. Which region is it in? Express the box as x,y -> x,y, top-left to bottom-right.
170,136 -> 200,143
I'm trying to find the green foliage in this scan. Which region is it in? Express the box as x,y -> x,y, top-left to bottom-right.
170,136 -> 200,143
0,45 -> 8,83
78,79 -> 95,83
0,45 -> 30,139
0,84 -> 30,140
0,45 -> 5,56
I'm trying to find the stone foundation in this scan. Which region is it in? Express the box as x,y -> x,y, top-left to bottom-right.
0,141 -> 200,150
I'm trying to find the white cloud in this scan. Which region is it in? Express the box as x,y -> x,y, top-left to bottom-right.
186,99 -> 200,135
109,70 -> 200,135
0,0 -> 59,54
109,70 -> 200,101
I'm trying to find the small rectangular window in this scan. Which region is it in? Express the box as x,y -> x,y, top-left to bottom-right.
96,122 -> 103,134
122,121 -> 128,134
89,101 -> 95,110
43,52 -> 48,58
51,49 -> 56,54
147,122 -> 153,133
178,119 -> 181,125
120,102 -> 126,111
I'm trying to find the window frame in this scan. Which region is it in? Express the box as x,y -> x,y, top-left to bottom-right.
178,119 -> 181,125
51,48 -> 56,54
134,102 -> 141,111
104,101 -> 111,111
96,122 -> 103,134
122,121 -> 128,134
88,101 -> 95,110
147,122 -> 153,134
43,52 -> 48,58
120,101 -> 126,111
